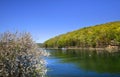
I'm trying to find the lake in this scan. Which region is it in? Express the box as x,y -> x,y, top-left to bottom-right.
45,49 -> 120,77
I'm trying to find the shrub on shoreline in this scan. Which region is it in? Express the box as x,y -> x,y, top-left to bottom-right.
0,32 -> 47,77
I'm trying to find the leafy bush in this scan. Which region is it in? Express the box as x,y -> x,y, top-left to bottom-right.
0,32 -> 47,77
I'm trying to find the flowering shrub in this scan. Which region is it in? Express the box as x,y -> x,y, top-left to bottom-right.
0,32 -> 47,77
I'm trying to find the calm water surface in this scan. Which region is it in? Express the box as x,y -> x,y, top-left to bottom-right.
46,49 -> 120,77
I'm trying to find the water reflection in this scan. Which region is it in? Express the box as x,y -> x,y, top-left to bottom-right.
48,49 -> 120,73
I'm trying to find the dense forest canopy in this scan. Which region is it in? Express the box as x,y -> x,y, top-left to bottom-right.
44,21 -> 120,48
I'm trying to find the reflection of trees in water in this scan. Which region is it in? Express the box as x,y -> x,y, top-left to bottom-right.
49,49 -> 120,73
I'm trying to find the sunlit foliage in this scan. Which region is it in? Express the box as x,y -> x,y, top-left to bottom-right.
44,21 -> 120,48
0,32 -> 47,77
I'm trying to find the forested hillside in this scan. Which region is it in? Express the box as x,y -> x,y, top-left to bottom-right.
44,21 -> 120,48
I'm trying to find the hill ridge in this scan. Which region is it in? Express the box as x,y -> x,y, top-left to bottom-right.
44,21 -> 120,48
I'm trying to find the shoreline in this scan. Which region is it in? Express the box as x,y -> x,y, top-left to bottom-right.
44,47 -> 120,52
45,47 -> 105,50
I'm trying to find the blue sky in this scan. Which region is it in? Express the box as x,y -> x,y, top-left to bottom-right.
0,0 -> 120,43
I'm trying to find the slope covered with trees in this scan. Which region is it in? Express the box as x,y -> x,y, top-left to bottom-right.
44,21 -> 120,48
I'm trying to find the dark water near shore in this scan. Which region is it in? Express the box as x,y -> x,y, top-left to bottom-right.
46,49 -> 120,77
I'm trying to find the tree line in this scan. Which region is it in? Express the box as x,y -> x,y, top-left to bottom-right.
44,21 -> 120,48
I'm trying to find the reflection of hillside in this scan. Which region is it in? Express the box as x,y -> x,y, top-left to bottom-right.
49,49 -> 120,73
